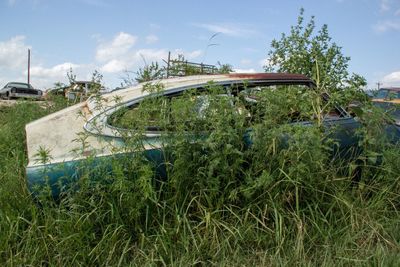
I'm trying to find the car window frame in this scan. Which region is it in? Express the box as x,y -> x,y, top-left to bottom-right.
83,79 -> 350,139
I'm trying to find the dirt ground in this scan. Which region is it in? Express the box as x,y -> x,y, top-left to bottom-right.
0,99 -> 47,108
0,99 -> 18,107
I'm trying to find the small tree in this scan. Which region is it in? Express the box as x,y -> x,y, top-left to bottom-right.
67,68 -> 76,85
135,62 -> 165,83
217,62 -> 233,74
132,54 -> 233,84
265,8 -> 366,91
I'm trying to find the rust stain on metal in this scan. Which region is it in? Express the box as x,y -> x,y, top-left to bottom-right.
228,73 -> 311,81
81,102 -> 92,117
82,150 -> 92,157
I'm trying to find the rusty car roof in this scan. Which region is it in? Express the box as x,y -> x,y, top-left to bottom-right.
227,72 -> 312,81
224,73 -> 315,86
379,87 -> 400,91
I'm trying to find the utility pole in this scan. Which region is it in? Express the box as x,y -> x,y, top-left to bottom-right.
166,51 -> 171,78
27,49 -> 31,84
376,81 -> 382,90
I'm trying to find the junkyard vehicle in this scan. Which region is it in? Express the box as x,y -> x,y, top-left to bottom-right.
44,81 -> 105,101
0,82 -> 42,100
372,87 -> 400,105
372,87 -> 400,126
25,74 -> 400,197
64,81 -> 105,102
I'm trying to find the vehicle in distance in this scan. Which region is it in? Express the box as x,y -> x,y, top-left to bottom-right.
372,87 -> 400,126
45,81 -> 106,102
372,87 -> 400,104
0,82 -> 42,100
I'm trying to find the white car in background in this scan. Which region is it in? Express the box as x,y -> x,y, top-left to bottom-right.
0,82 -> 43,100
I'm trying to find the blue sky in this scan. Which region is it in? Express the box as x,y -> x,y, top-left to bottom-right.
0,0 -> 399,90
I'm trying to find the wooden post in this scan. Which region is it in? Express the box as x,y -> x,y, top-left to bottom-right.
166,51 -> 171,78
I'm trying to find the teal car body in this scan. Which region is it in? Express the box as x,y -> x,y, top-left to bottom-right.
25,74 -> 400,198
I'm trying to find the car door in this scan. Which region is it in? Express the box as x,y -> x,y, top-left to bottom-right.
322,112 -> 362,162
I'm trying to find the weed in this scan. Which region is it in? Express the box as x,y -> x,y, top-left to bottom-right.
0,80 -> 399,266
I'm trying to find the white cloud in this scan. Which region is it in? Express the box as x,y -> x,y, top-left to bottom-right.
136,48 -> 169,63
100,59 -> 128,73
96,32 -> 137,62
187,50 -> 202,59
171,49 -> 203,60
380,0 -> 390,12
98,45 -> 203,74
145,34 -> 159,44
0,32 -> 206,89
259,58 -> 271,67
232,68 -> 256,73
379,0 -> 400,14
382,71 -> 400,86
99,48 -> 169,73
27,62 -> 90,88
374,1 -> 400,32
29,62 -> 80,78
0,35 -> 31,70
233,58 -> 269,74
373,20 -> 400,32
194,23 -> 256,37
240,59 -> 252,65
95,32 -> 204,74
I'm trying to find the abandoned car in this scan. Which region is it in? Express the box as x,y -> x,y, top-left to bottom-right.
0,82 -> 42,100
372,87 -> 400,105
25,73 -> 400,197
44,81 -> 106,102
372,87 -> 400,126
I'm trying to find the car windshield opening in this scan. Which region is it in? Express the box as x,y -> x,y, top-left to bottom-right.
107,83 -> 344,134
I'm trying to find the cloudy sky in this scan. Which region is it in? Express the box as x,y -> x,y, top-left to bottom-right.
0,0 -> 399,90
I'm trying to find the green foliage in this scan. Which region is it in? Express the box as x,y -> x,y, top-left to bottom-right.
135,61 -> 165,84
217,61 -> 233,74
0,14 -> 399,265
168,54 -> 205,76
66,67 -> 76,85
265,8 -> 366,91
1,79 -> 400,265
132,54 -> 233,85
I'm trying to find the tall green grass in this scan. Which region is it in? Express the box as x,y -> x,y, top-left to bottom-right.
0,85 -> 399,266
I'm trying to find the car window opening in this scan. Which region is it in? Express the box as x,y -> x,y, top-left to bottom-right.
107,84 -> 346,133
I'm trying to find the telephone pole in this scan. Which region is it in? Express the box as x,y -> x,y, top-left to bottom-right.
27,49 -> 31,84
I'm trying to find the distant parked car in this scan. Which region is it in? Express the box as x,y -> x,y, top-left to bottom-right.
372,87 -> 400,104
0,82 -> 42,100
372,87 -> 400,126
364,90 -> 378,98
45,81 -> 106,102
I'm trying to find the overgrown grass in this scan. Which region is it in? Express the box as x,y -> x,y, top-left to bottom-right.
0,85 -> 399,266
